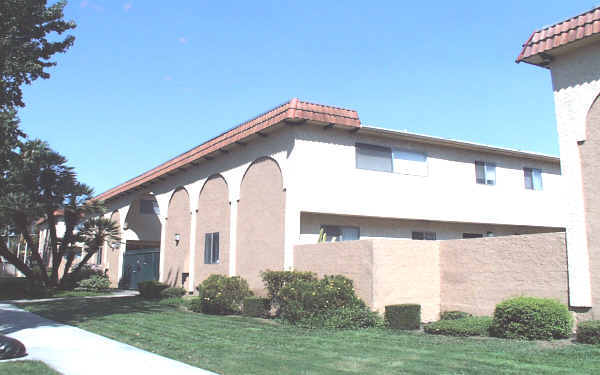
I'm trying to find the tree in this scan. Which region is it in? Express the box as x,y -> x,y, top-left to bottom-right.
68,217 -> 120,277
0,139 -> 108,287
0,0 -> 76,109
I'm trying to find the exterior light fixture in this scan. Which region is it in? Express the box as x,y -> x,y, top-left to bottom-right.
174,233 -> 181,245
111,241 -> 120,250
123,222 -> 129,230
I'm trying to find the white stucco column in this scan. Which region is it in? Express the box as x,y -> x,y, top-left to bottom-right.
283,192 -> 300,271
188,209 -> 197,292
158,216 -> 167,282
229,199 -> 238,276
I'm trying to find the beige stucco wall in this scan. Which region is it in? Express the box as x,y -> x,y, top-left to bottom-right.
582,93 -> 600,318
299,212 -> 560,244
440,232 -> 568,316
294,240 -> 375,307
237,158 -> 286,292
550,44 -> 600,307
371,239 -> 440,322
107,210 -> 121,287
163,188 -> 191,287
195,175 -> 230,287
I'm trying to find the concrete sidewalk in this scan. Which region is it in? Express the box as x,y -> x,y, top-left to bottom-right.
0,303 -> 218,375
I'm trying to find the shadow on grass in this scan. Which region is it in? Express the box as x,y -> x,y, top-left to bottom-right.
10,297 -> 168,331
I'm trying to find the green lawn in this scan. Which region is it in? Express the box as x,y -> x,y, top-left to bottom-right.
20,297 -> 600,375
0,360 -> 59,375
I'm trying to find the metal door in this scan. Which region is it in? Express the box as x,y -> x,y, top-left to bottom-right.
120,248 -> 160,290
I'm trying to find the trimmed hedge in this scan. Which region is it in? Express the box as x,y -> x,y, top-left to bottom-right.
577,320 -> 600,344
243,297 -> 271,318
137,281 -> 169,299
385,304 -> 421,330
160,287 -> 187,299
295,305 -> 383,329
195,274 -> 253,315
440,311 -> 472,321
489,296 -> 573,340
424,316 -> 492,337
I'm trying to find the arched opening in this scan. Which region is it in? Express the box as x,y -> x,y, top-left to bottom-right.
237,157 -> 285,292
164,187 -> 191,287
120,194 -> 162,289
195,175 -> 230,286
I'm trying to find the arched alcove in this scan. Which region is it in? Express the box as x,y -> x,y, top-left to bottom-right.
164,187 -> 191,287
237,157 -> 285,292
195,175 -> 230,285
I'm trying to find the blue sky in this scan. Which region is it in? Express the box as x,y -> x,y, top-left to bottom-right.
17,1 -> 599,195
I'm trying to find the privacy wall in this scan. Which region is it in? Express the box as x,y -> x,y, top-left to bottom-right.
295,232 -> 569,322
440,232 -> 569,316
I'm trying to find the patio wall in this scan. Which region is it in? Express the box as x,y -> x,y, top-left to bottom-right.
294,232 -> 570,322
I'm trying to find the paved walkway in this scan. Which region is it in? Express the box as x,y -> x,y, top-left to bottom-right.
0,302 -> 218,375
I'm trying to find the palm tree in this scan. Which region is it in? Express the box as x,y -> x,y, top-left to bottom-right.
68,217 -> 120,277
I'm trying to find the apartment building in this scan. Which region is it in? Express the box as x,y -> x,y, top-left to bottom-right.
89,99 -> 564,292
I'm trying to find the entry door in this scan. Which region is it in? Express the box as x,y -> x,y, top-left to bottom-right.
120,248 -> 160,290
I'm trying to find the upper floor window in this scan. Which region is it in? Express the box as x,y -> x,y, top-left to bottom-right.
140,199 -> 160,215
356,143 -> 392,172
524,167 -> 543,191
412,231 -> 436,240
96,246 -> 103,265
463,233 -> 483,239
393,149 -> 428,176
320,225 -> 360,242
475,161 -> 496,185
356,143 -> 427,176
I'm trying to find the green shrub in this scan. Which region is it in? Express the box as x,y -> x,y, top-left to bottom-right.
278,274 -> 363,324
62,264 -> 105,289
160,287 -> 187,299
489,296 -> 573,340
385,304 -> 421,330
189,297 -> 204,313
195,274 -> 253,315
0,278 -> 29,299
137,280 -> 169,299
243,297 -> 271,318
424,316 -> 492,337
77,275 -> 110,291
576,320 -> 600,344
441,311 -> 472,320
260,270 -> 316,314
296,305 -> 383,329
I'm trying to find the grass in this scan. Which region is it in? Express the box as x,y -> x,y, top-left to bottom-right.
20,297 -> 600,375
0,360 -> 59,374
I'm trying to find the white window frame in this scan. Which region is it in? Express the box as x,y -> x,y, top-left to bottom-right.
475,161 -> 496,185
524,167 -> 543,191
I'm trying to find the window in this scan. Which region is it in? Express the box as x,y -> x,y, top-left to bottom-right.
140,199 -> 160,215
320,225 -> 360,242
462,233 -> 483,239
524,167 -> 543,190
204,232 -> 219,264
96,246 -> 103,265
393,149 -> 428,176
356,143 -> 392,172
412,231 -> 436,240
475,161 -> 496,185
356,143 -> 427,176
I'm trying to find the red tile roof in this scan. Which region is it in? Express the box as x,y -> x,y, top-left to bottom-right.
95,98 -> 360,202
517,7 -> 600,66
